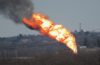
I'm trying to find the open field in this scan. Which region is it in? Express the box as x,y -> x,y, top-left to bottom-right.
0,48 -> 100,65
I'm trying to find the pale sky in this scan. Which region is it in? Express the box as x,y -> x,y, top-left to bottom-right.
0,0 -> 100,37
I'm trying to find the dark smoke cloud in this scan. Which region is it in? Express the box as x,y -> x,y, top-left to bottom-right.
0,0 -> 34,23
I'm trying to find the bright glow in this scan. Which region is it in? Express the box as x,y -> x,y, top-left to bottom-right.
22,13 -> 78,54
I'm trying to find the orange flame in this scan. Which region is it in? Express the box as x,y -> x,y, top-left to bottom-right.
22,13 -> 77,54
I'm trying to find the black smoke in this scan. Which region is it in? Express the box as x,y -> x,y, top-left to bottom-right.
0,0 -> 34,23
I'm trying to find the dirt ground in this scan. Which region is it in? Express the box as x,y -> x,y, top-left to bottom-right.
0,48 -> 100,65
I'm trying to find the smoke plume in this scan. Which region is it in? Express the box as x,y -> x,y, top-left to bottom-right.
0,0 -> 34,23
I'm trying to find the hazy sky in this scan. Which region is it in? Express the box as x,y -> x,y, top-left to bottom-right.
0,0 -> 100,37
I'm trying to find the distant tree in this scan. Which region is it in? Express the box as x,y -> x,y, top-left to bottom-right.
19,34 -> 23,37
85,31 -> 90,35
97,38 -> 100,47
83,37 -> 88,47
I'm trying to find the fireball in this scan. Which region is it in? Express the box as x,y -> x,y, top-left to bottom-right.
22,13 -> 77,54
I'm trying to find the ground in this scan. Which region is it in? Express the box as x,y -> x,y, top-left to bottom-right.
0,48 -> 100,65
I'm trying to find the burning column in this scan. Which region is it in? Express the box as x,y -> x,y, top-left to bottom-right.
23,13 -> 78,54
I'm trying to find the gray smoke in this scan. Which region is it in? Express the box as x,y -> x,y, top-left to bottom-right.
0,0 -> 34,23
